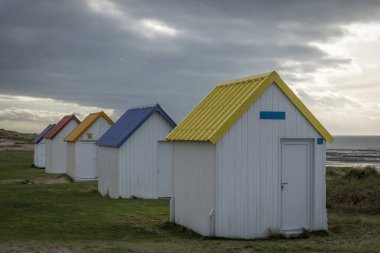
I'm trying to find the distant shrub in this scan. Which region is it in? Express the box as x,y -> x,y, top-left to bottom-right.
344,166 -> 378,179
327,166 -> 380,214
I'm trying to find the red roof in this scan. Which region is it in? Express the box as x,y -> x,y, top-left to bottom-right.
44,115 -> 81,139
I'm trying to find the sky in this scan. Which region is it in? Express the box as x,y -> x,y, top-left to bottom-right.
0,0 -> 380,135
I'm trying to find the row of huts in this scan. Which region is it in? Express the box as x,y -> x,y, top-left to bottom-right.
32,71 -> 334,239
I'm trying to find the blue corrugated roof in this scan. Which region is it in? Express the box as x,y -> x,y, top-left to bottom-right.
96,104 -> 176,148
32,124 -> 56,144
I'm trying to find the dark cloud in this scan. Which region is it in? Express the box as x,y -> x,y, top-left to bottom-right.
0,0 -> 380,124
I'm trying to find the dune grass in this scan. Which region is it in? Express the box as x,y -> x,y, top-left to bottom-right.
0,151 -> 379,252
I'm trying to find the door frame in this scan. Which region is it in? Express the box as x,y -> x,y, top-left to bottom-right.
279,138 -> 314,234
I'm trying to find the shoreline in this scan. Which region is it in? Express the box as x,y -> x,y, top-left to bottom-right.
327,148 -> 380,169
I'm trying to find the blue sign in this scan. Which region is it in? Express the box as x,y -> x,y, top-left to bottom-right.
260,111 -> 286,120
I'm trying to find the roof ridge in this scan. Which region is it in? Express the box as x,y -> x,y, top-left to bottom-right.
96,104 -> 175,148
44,114 -> 80,139
64,111 -> 114,142
217,71 -> 275,86
128,103 -> 159,110
33,124 -> 56,144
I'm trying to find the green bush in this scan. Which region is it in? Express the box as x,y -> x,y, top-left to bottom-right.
344,166 -> 378,179
327,166 -> 380,214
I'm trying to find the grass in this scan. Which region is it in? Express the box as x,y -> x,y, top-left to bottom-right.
0,151 -> 379,252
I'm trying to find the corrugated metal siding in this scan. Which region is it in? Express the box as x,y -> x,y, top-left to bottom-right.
96,104 -> 176,148
118,113 -> 174,199
215,83 -> 326,238
167,73 -> 267,143
97,146 -> 119,198
172,142 -> 216,236
45,120 -> 79,174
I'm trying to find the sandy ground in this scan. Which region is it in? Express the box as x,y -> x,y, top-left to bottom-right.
0,139 -> 33,151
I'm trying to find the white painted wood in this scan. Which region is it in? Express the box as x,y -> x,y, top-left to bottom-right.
66,142 -> 76,178
118,113 -> 174,199
172,142 -> 216,236
214,83 -> 326,238
80,142 -> 96,179
45,120 -> 79,174
68,116 -> 112,181
171,83 -> 328,239
157,142 -> 173,197
97,146 -> 119,198
79,117 -> 111,142
281,140 -> 311,233
34,141 -> 46,168
313,141 -> 328,230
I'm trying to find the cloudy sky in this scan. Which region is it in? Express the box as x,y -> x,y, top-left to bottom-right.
0,0 -> 380,135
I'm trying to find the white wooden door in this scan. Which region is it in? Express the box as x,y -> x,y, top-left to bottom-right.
281,140 -> 312,233
157,142 -> 173,197
80,142 -> 97,179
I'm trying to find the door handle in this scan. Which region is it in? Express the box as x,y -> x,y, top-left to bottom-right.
281,182 -> 288,190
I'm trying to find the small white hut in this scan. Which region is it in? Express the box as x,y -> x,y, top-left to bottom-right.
33,124 -> 56,168
44,115 -> 80,174
96,104 -> 176,199
64,111 -> 113,181
166,71 -> 334,239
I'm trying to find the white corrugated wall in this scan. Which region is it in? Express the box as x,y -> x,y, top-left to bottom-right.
45,140 -> 52,171
70,117 -> 112,181
172,142 -> 216,236
45,120 -> 79,174
34,141 -> 45,168
313,141 -> 327,230
79,117 -> 112,142
66,142 -> 76,179
97,146 -> 119,198
119,113 -> 174,199
33,144 -> 39,167
214,83 -> 326,238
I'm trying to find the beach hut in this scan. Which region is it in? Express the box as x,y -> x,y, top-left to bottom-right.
33,124 -> 56,168
166,71 -> 334,238
96,104 -> 176,199
64,112 -> 114,181
44,115 -> 80,174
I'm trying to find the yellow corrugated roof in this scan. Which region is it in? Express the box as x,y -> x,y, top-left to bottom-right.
166,71 -> 334,144
64,111 -> 114,142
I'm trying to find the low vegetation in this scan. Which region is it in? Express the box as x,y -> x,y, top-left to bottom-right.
0,151 -> 379,252
0,128 -> 36,144
327,166 -> 380,214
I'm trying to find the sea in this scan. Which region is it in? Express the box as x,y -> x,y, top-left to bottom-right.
327,136 -> 380,169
